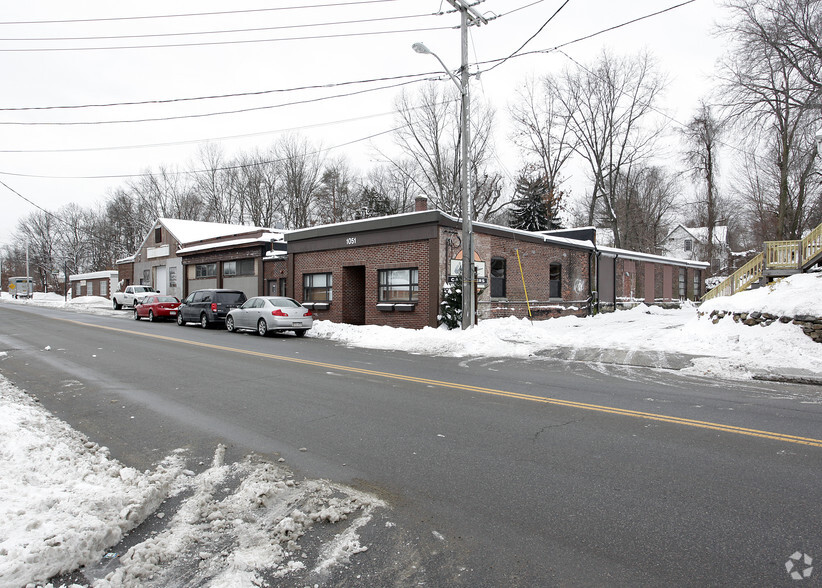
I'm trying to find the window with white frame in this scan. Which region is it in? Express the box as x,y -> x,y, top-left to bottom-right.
303,273 -> 333,302
378,268 -> 419,303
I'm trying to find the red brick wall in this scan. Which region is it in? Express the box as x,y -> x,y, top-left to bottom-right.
292,239 -> 434,329
477,234 -> 591,320
263,258 -> 288,295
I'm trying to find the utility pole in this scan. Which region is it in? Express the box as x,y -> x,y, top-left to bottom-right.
413,1 -> 487,329
446,0 -> 487,329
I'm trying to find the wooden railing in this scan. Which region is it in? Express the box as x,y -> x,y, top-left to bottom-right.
700,221 -> 821,302
702,252 -> 763,302
802,223 -> 822,269
765,240 -> 801,269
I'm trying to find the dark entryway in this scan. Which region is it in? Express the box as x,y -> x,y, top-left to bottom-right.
342,265 -> 366,325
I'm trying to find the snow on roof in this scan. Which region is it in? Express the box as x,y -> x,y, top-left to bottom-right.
159,218 -> 270,245
667,224 -> 728,245
598,245 -> 709,269
176,232 -> 286,255
68,270 -> 118,281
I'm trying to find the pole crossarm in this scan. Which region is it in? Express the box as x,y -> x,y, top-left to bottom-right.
444,0 -> 489,26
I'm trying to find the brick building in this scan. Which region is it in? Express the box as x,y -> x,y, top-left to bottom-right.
114,212 -> 707,330
284,210 -> 599,329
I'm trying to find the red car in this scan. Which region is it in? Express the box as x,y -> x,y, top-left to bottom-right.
133,295 -> 181,322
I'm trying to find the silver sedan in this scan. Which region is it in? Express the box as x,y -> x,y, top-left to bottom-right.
225,296 -> 313,337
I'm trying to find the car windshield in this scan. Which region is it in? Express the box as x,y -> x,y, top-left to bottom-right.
216,292 -> 246,305
264,297 -> 301,308
156,296 -> 178,303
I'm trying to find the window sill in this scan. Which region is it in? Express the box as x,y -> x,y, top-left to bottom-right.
377,303 -> 417,312
303,302 -> 330,311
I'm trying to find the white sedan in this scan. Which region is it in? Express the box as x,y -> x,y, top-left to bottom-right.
225,296 -> 313,337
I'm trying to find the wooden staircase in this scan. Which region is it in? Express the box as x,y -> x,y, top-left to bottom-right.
702,222 -> 822,302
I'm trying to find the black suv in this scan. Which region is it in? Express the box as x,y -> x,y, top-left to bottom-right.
177,289 -> 247,328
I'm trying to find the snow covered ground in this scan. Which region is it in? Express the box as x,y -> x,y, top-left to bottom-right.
0,273 -> 820,586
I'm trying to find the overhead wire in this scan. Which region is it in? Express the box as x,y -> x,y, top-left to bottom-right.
0,72 -> 439,112
0,12 -> 439,42
0,0 -> 405,26
0,77 -> 433,126
0,25 -> 455,52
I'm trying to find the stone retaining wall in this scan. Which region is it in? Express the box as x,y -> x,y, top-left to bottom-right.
703,310 -> 822,343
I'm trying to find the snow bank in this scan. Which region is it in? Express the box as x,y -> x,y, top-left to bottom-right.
700,272 -> 822,317
0,375 -> 386,587
0,378 -> 184,586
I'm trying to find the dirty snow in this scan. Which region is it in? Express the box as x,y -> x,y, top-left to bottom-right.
0,376 -> 385,587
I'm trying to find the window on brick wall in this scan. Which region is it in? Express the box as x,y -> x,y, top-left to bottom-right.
549,263 -> 562,299
679,268 -> 686,299
693,272 -> 700,299
195,263 -> 217,279
378,268 -> 419,302
490,257 -> 506,298
304,273 -> 333,302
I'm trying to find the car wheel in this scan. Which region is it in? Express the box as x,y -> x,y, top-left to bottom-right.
113,299 -> 121,310
200,314 -> 209,329
148,310 -> 155,322
133,309 -> 140,320
177,312 -> 185,326
226,316 -> 235,333
257,319 -> 268,337
294,329 -> 307,338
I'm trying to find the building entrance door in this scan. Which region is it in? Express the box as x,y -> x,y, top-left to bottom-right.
342,266 -> 366,325
155,266 -> 168,294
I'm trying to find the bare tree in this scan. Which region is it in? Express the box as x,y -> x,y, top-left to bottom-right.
612,165 -> 680,254
385,82 -> 505,221
509,76 -> 578,197
717,0 -> 821,240
192,143 -> 236,223
316,157 -> 361,224
362,162 -> 417,215
273,134 -> 324,229
723,0 -> 821,93
549,50 -> 667,247
680,101 -> 727,264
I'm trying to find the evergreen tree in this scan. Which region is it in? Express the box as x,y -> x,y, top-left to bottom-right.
438,280 -> 462,329
509,174 -> 564,231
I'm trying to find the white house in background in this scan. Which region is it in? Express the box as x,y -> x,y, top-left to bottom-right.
68,270 -> 119,299
662,224 -> 731,274
124,218 -> 270,299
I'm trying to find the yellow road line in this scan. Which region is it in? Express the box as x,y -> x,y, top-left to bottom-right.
56,316 -> 822,449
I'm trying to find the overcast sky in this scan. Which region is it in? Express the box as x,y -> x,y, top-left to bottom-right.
0,0 -> 726,248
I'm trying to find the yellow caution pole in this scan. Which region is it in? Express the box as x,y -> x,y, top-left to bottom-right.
516,249 -> 532,320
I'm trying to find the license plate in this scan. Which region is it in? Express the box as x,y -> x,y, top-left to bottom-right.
170,311 -> 177,315
292,321 -> 302,327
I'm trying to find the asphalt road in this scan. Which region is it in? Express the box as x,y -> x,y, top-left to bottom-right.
1,302 -> 821,586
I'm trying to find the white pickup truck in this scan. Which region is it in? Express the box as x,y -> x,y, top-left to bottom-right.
112,285 -> 157,309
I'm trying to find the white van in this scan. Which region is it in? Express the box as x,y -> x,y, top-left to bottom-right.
8,276 -> 34,299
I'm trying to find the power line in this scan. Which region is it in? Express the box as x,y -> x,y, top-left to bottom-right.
476,0 -> 697,74
0,12 -> 437,43
0,108 -> 409,154
0,126 -> 404,181
483,0 -> 572,74
0,77 -> 431,126
0,25 -> 454,52
0,0 -> 405,26
0,72 -> 437,112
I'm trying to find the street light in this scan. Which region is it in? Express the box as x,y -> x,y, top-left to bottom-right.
412,39 -> 475,329
816,127 -> 822,152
